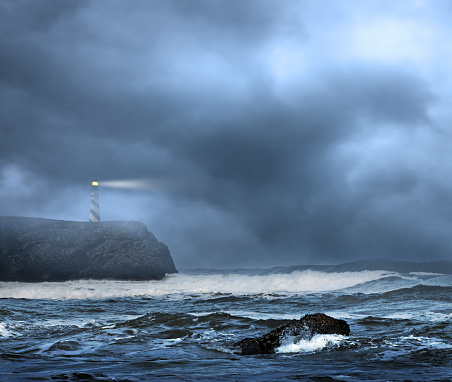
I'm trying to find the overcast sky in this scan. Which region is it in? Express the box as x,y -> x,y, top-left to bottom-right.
1,0 -> 452,268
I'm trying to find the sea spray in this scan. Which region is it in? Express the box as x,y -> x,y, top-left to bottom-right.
0,270 -> 394,299
276,334 -> 345,353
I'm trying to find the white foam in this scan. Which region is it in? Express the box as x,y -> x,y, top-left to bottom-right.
383,312 -> 415,320
327,310 -> 452,323
377,311 -> 451,322
276,334 -> 345,353
0,322 -> 15,338
387,335 -> 452,350
38,318 -> 96,328
0,270 -> 397,300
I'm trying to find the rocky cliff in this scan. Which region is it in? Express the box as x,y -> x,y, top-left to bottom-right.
0,216 -> 177,281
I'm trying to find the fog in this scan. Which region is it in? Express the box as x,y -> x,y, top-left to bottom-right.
1,0 -> 452,268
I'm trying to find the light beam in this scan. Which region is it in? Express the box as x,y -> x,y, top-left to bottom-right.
99,178 -> 166,190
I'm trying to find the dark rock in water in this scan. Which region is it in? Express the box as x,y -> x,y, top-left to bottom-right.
234,313 -> 350,355
0,216 -> 177,281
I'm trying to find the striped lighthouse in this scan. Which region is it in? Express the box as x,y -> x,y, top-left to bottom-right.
90,180 -> 100,222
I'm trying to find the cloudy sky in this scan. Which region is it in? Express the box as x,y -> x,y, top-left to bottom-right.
1,0 -> 452,268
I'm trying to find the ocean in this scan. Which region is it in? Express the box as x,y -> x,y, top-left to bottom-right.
0,261 -> 451,381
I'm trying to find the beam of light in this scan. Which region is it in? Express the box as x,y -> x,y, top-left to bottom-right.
99,179 -> 166,190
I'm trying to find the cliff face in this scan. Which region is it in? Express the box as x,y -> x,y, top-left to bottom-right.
0,217 -> 177,282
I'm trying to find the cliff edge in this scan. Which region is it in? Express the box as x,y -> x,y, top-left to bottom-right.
0,216 -> 177,282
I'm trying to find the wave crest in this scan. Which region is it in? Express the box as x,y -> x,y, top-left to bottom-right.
0,270 -> 395,300
276,334 -> 345,353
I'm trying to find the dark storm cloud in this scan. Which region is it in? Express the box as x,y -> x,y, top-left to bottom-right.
0,0 -> 297,179
1,0 -> 451,267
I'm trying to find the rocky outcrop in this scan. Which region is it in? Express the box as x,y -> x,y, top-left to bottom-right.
0,216 -> 177,281
234,313 -> 350,355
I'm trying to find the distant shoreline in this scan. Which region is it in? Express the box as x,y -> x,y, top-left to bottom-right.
180,258 -> 452,275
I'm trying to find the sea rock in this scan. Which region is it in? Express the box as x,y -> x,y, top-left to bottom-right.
0,216 -> 177,281
234,313 -> 350,355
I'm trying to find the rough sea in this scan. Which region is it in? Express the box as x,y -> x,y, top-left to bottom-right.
1,261 -> 451,381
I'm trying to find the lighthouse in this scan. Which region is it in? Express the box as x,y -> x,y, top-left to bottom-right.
90,180 -> 100,222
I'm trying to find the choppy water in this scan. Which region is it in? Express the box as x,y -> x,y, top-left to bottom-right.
1,262 -> 451,381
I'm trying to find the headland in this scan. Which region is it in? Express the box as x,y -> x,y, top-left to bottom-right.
0,216 -> 177,282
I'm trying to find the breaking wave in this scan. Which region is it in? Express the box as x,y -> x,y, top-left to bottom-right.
0,322 -> 17,338
276,334 -> 345,353
0,270 -> 402,299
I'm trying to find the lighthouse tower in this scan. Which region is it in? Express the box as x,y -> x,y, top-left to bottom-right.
90,180 -> 100,222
